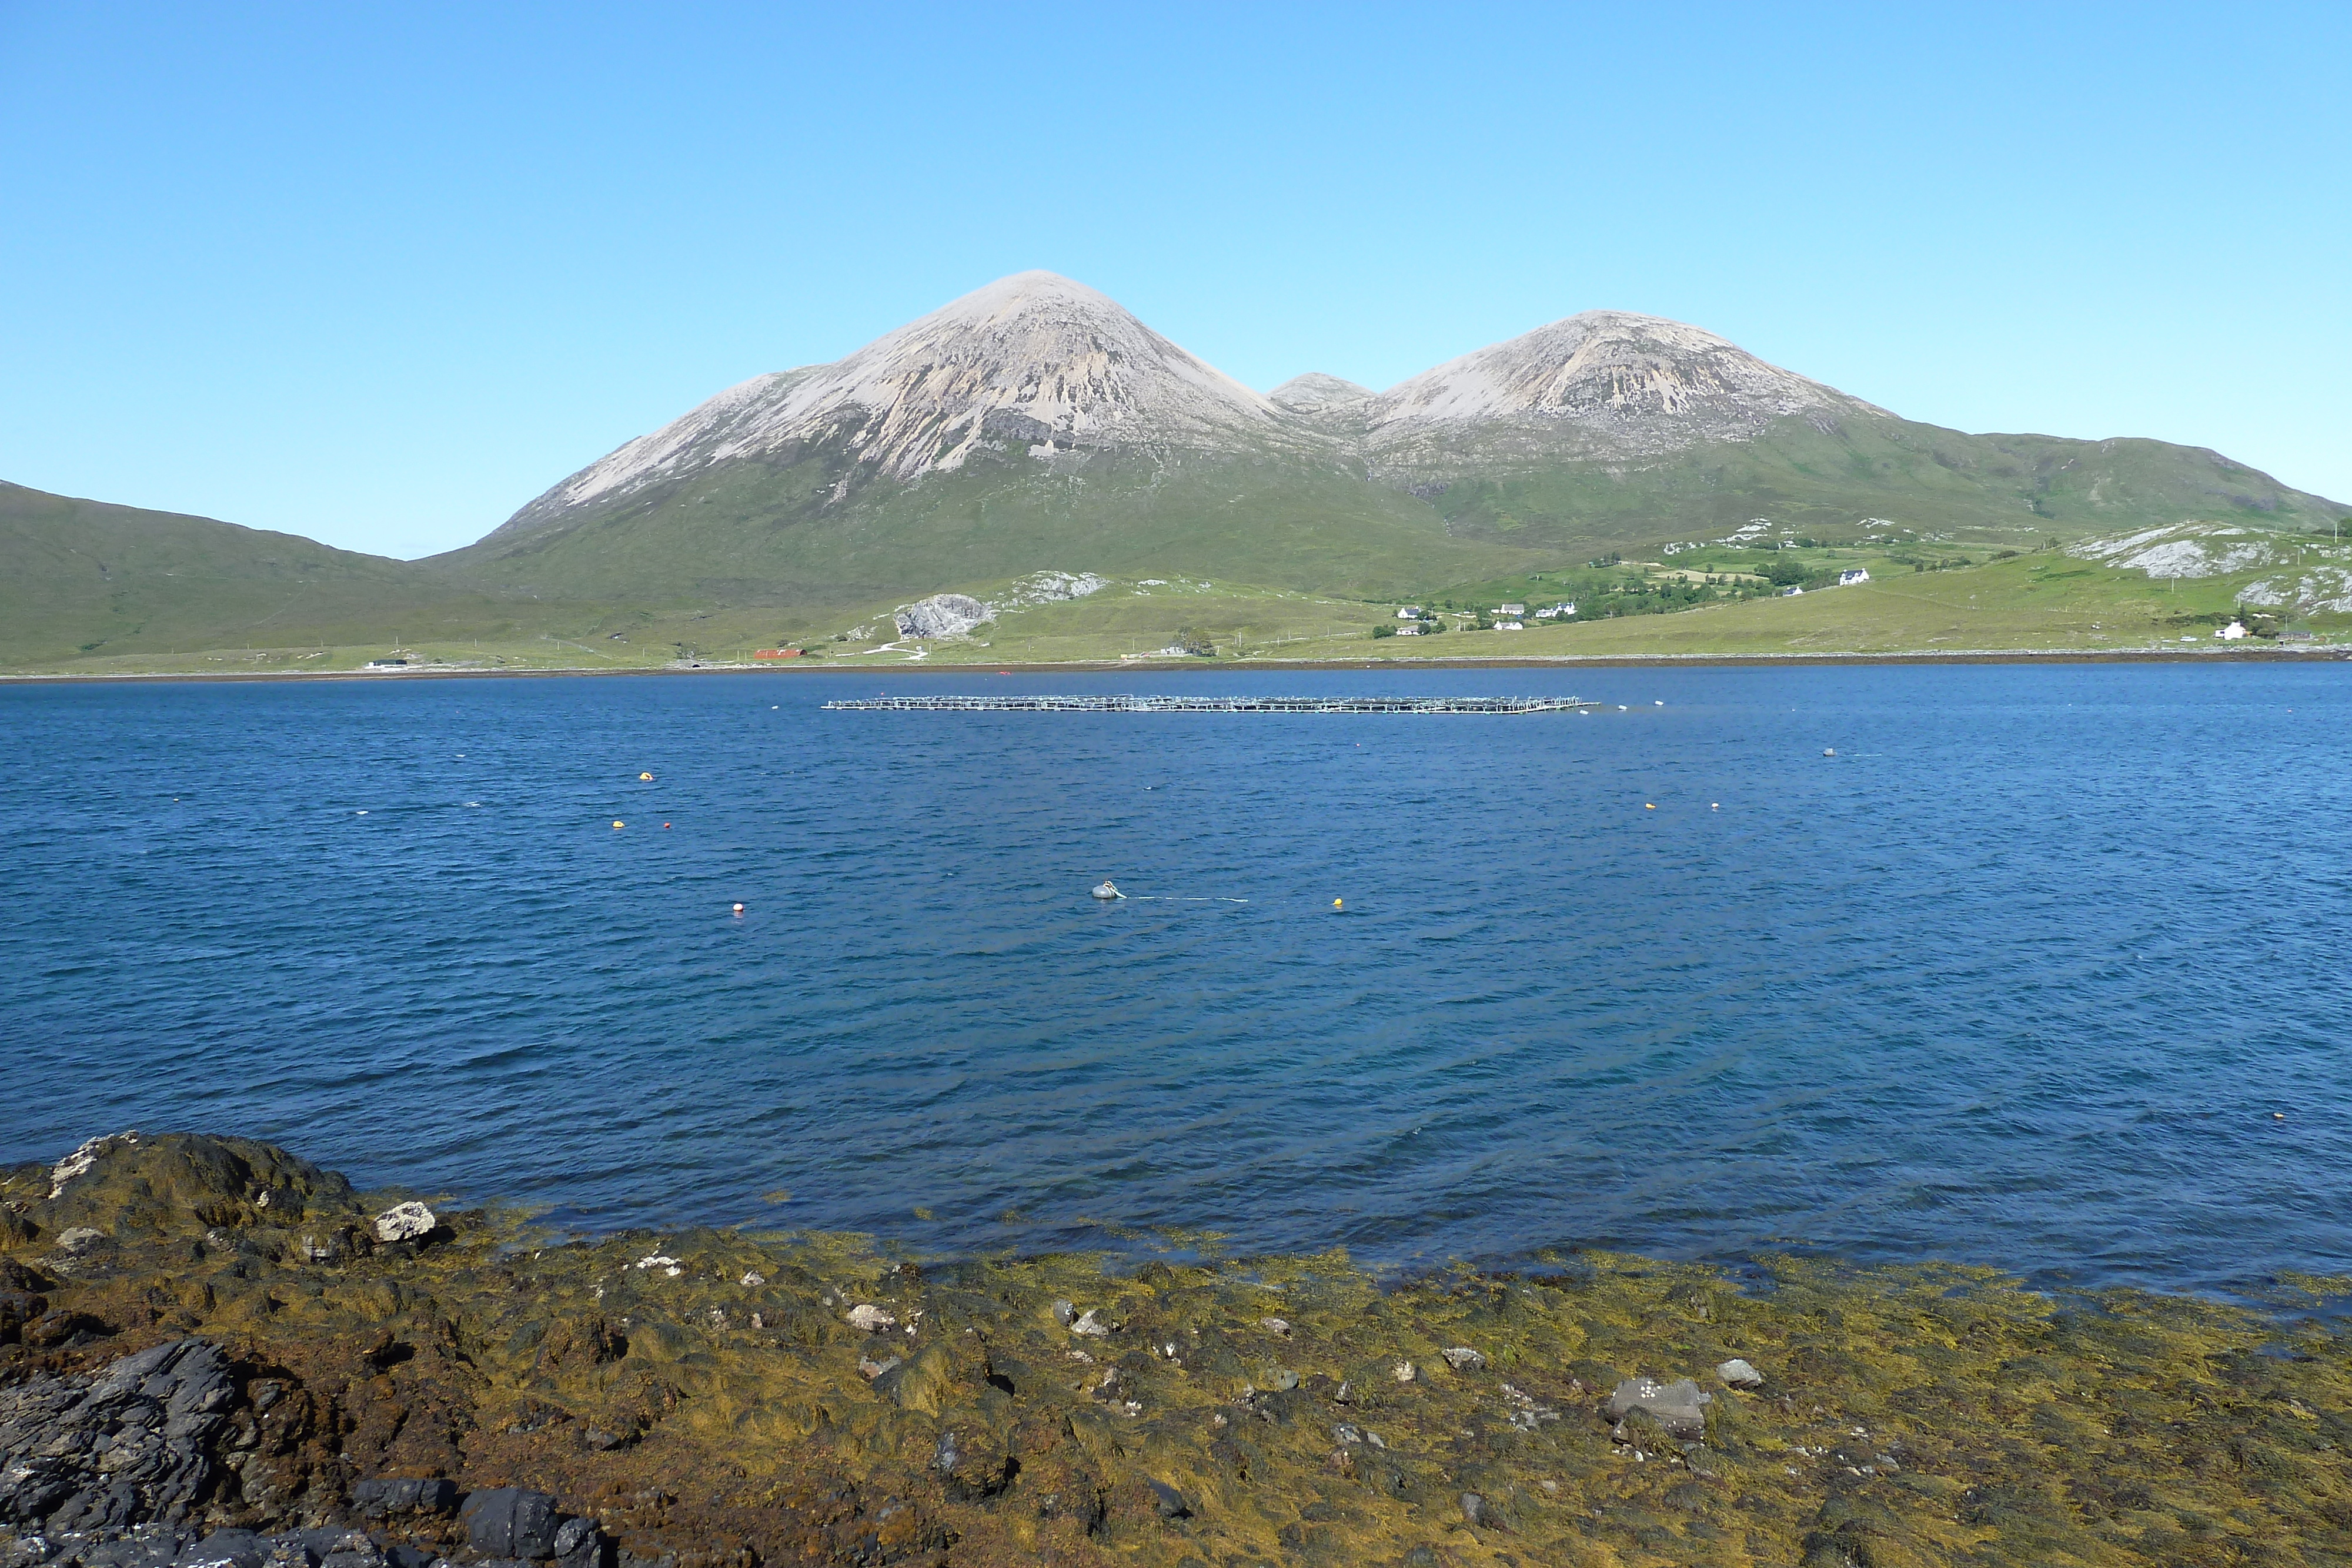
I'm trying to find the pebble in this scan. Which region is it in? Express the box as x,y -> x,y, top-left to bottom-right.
1391,1360 -> 1416,1383
847,1303 -> 896,1333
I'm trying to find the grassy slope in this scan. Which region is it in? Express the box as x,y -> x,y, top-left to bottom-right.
432,447 -> 1536,607
0,482 -> 632,667
1420,416 -> 2351,551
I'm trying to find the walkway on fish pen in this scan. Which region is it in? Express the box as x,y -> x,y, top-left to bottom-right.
820,694 -> 1599,714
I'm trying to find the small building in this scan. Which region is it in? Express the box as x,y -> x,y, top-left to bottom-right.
1397,606 -> 1425,620
2281,627 -> 2316,642
1394,622 -> 1423,635
2216,620 -> 2249,640
1499,603 -> 1527,617
753,648 -> 803,658
1838,569 -> 1871,586
365,658 -> 409,669
1781,586 -> 1805,597
1495,621 -> 1525,631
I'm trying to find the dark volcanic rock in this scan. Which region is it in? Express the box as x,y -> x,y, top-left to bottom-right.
458,1489 -> 559,1560
348,1480 -> 457,1520
0,1339 -> 235,1532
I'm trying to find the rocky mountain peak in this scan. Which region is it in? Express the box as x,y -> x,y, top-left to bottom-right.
1268,372 -> 1375,413
1362,309 -> 1886,460
493,272 -> 1282,539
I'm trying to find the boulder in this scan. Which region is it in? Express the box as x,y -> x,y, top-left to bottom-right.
1440,1346 -> 1485,1372
1605,1376 -> 1710,1442
459,1488 -> 561,1560
1715,1358 -> 1764,1389
371,1203 -> 436,1245
56,1225 -> 109,1254
553,1517 -> 608,1568
183,1529 -> 267,1568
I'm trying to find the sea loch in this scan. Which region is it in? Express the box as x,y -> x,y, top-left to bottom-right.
4,663 -> 2346,1296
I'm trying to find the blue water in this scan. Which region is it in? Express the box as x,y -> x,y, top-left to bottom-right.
4,664 -> 2348,1296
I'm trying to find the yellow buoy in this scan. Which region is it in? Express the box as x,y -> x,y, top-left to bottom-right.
1645,803 -> 1655,810
1332,898 -> 1343,909
640,771 -> 654,781
612,820 -> 624,829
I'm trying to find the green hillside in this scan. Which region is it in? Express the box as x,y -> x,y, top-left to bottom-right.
1412,416 -> 2348,551
429,448 -> 1535,607
0,482 -> 607,668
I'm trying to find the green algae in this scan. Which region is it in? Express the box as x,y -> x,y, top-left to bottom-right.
5,1137 -> 2351,1566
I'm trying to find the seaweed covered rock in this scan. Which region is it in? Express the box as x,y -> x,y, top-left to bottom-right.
33,1135 -> 366,1247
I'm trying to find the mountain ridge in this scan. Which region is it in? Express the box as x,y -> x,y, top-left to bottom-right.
439,270 -> 2344,609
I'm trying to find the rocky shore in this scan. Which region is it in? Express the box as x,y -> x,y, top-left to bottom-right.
2,1135 -> 2347,1567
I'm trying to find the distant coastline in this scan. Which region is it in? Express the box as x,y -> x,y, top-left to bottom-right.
4,644 -> 2348,684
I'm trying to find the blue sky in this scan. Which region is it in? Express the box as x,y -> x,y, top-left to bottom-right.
3,1 -> 2346,559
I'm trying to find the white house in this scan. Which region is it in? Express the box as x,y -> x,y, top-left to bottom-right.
1782,586 -> 1805,597
1495,621 -> 1525,631
1499,602 -> 1527,617
1838,569 -> 1871,586
1535,601 -> 1575,619
1397,606 -> 1424,620
2216,620 -> 2249,640
1394,622 -> 1423,635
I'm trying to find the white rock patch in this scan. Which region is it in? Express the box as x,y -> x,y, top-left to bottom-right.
50,1132 -> 139,1199
373,1202 -> 437,1243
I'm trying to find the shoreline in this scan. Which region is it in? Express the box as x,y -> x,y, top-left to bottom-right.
4,643 -> 2348,685
5,1132 -> 2349,1566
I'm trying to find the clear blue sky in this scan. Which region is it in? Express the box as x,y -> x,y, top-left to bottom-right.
4,2 -> 2346,559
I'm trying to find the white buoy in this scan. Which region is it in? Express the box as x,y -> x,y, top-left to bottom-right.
1092,881 -> 1125,900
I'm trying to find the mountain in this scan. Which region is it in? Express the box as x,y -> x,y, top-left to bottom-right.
438,273 -> 2346,613
11,273 -> 2340,671
1361,310 -> 1880,460
435,272 -> 1522,605
489,272 -> 1301,549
